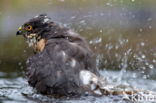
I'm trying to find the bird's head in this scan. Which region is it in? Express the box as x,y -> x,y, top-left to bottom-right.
16,14 -> 51,47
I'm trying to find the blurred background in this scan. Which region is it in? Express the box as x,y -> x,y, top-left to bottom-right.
0,0 -> 156,102
0,0 -> 155,78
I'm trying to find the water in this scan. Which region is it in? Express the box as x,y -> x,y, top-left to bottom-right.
0,70 -> 156,103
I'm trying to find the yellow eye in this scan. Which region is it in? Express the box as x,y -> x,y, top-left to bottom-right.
25,25 -> 33,31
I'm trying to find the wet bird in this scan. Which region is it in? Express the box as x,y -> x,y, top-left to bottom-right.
16,14 -> 156,99
16,14 -> 101,96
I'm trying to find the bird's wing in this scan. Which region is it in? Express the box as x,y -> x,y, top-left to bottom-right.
25,39 -> 96,94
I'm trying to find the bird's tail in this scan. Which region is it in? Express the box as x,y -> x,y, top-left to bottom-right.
80,70 -> 156,101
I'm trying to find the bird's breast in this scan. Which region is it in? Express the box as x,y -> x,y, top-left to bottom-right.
34,39 -> 46,52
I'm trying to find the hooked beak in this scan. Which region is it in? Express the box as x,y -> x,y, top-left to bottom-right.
16,26 -> 22,35
16,30 -> 22,35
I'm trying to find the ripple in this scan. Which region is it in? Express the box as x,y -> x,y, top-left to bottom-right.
0,71 -> 156,103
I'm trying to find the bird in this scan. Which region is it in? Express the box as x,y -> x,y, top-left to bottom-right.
16,14 -> 101,96
16,14 -> 156,99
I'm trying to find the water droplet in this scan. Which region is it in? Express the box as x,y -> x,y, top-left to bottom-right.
115,53 -> 118,57
143,75 -> 147,79
152,60 -> 156,63
89,38 -> 102,44
70,16 -> 76,19
142,67 -> 146,70
141,71 -> 145,74
140,42 -> 145,46
79,20 -> 86,25
115,45 -> 119,49
149,65 -> 154,69
147,18 -> 152,21
145,62 -> 149,66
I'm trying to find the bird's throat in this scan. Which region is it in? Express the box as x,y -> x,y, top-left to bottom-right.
34,39 -> 46,53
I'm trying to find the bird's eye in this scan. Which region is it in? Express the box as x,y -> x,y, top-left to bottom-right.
25,25 -> 33,31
